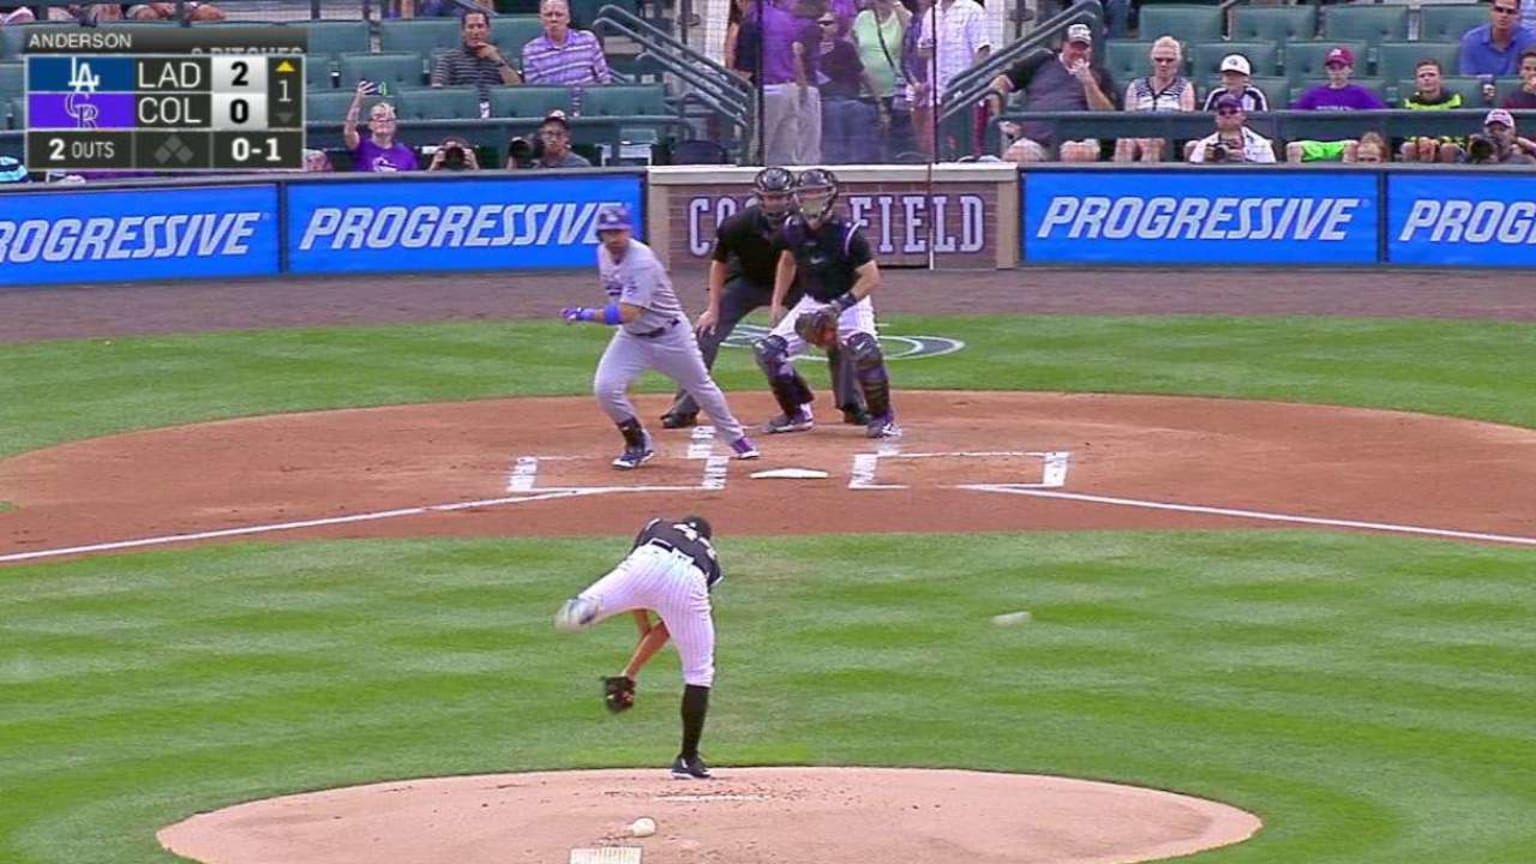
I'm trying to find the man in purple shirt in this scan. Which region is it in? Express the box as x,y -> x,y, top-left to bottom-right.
1291,47 -> 1388,111
1459,0 -> 1536,77
747,0 -> 821,166
343,82 -> 420,173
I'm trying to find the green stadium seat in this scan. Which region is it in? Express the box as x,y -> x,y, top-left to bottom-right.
578,83 -> 667,116
489,84 -> 573,118
307,56 -> 338,91
0,62 -> 22,100
379,18 -> 462,57
1284,41 -> 1369,87
303,20 -> 371,60
1103,41 -> 1158,87
337,52 -> 428,92
1377,42 -> 1462,86
1136,4 -> 1223,44
0,23 -> 73,61
496,15 -> 547,59
1246,76 -> 1293,113
1229,5 -> 1318,45
570,0 -> 638,28
306,89 -> 392,123
1321,5 -> 1409,47
394,85 -> 481,119
1418,4 -> 1490,45
1192,41 -> 1280,79
6,96 -> 22,129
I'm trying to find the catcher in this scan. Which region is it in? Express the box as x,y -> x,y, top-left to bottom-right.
757,168 -> 900,439
553,514 -> 723,780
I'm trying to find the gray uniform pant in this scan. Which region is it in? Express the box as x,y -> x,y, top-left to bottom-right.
667,278 -> 863,419
596,319 -> 748,442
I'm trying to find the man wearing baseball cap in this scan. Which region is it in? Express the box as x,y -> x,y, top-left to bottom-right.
1292,47 -> 1388,111
1202,53 -> 1269,113
507,110 -> 593,169
1462,108 -> 1536,163
984,22 -> 1119,163
1188,93 -> 1276,164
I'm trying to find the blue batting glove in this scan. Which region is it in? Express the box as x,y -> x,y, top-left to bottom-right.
560,306 -> 593,322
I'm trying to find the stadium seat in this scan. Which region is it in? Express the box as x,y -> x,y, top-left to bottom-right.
1229,5 -> 1318,46
1284,41 -> 1369,87
379,18 -> 462,57
307,56 -> 338,91
1136,4 -> 1223,44
6,96 -> 21,129
1321,4 -> 1409,47
1377,42 -> 1462,86
570,0 -> 639,27
306,89 -> 391,123
496,15 -> 546,58
337,52 -> 428,92
0,63 -> 21,100
303,20 -> 371,60
1418,4 -> 1490,45
579,83 -> 668,116
489,84 -> 573,117
1103,41 -> 1158,86
0,23 -> 72,61
394,86 -> 481,120
668,138 -> 731,164
1192,41 -> 1280,79
1246,76 -> 1294,112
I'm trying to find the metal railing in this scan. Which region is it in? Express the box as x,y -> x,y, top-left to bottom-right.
589,2 -> 754,155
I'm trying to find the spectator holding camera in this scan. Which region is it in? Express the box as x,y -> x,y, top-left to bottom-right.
506,110 -> 593,168
1187,94 -> 1275,164
1461,108 -> 1536,164
427,135 -> 480,171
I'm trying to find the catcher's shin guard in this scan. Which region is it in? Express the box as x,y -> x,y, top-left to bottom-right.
755,335 -> 814,415
846,332 -> 893,419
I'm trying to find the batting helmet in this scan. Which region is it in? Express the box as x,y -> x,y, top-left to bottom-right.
595,203 -> 633,233
680,514 -> 713,540
794,168 -> 839,223
752,166 -> 796,225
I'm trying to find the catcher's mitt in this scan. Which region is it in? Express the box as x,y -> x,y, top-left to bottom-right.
602,675 -> 636,713
795,305 -> 839,349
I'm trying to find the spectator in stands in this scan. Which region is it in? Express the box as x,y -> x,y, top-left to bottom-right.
985,23 -> 1116,164
1291,47 -> 1387,111
1202,53 -> 1268,113
726,0 -> 757,81
521,0 -> 614,89
1188,94 -> 1275,164
427,135 -> 481,171
508,110 -> 594,168
900,0 -> 933,158
817,13 -> 882,163
1462,108 -> 1536,163
433,9 -> 522,99
1501,48 -> 1536,108
916,0 -> 991,159
1399,59 -> 1464,163
1459,0 -> 1536,78
852,0 -> 914,160
1353,132 -> 1388,164
302,148 -> 334,173
1114,35 -> 1193,163
406,0 -> 493,16
343,83 -> 420,172
1,4 -> 36,24
127,3 -> 224,21
748,0 -> 821,165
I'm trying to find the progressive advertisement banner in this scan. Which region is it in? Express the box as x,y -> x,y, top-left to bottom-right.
1388,174 -> 1536,267
286,174 -> 644,274
1023,171 -> 1379,265
0,184 -> 280,287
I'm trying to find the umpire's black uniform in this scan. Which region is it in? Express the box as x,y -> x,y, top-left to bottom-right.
664,204 -> 864,424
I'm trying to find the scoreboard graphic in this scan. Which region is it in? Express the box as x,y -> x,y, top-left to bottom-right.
22,27 -> 306,172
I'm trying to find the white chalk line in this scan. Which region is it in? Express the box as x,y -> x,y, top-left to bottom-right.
961,486 -> 1536,547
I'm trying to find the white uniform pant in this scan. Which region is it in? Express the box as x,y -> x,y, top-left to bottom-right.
579,544 -> 716,687
769,294 -> 877,354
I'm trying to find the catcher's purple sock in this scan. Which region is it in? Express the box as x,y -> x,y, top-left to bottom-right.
679,684 -> 710,760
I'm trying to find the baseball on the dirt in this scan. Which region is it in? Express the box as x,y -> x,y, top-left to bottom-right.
629,817 -> 657,837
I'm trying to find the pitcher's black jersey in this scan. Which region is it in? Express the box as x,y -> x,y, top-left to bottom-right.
632,518 -> 723,589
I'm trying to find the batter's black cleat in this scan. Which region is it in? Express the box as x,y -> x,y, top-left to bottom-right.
841,406 -> 871,426
670,754 -> 712,779
612,432 -> 655,470
660,412 -> 697,429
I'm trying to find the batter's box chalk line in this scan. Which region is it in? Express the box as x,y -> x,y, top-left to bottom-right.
851,449 -> 1073,491
569,848 -> 642,864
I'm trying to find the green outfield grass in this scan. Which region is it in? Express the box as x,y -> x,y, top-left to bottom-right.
2,315 -> 1534,863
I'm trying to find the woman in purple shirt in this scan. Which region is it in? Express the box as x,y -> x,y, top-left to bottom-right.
342,81 -> 420,173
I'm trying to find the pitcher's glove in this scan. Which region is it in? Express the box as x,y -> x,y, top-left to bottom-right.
795,305 -> 839,349
602,675 -> 636,713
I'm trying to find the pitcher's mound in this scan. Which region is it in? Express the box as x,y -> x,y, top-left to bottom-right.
158,767 -> 1261,864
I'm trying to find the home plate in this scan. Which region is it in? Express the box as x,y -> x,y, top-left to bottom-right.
750,468 -> 831,479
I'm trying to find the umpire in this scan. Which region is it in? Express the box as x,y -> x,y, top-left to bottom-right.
660,167 -> 867,429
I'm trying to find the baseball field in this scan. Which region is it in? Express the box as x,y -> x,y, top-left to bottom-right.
1,268 -> 1533,863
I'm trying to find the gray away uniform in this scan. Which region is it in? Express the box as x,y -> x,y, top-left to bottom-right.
595,238 -> 749,442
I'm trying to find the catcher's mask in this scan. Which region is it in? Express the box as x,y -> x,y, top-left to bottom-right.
794,168 -> 839,224
752,166 -> 796,226
680,514 -> 713,540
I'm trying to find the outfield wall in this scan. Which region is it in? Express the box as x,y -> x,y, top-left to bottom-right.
0,165 -> 1531,287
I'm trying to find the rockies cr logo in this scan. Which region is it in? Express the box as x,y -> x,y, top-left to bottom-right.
722,324 -> 964,360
